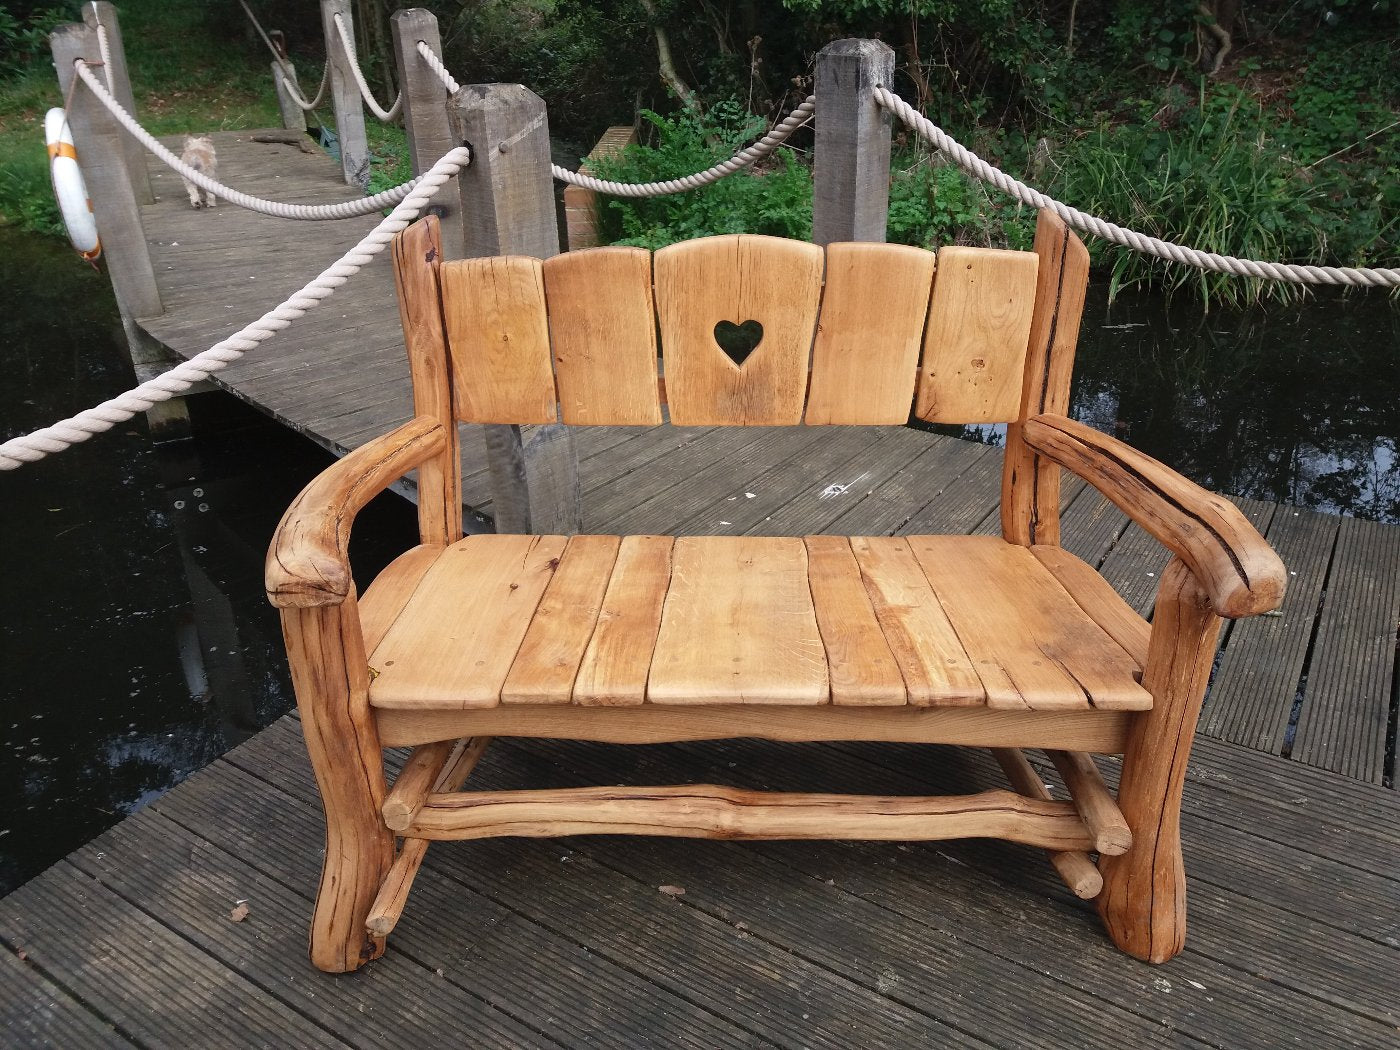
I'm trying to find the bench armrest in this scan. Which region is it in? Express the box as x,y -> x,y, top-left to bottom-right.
266,416 -> 447,609
1023,414 -> 1285,618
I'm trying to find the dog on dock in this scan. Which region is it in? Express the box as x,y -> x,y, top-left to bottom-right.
179,135 -> 218,209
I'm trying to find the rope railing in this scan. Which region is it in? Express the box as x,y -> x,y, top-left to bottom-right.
872,86 -> 1400,289
0,143 -> 471,470
234,0 -> 328,113
74,59 -> 418,220
333,11 -> 403,122
414,42 -> 816,200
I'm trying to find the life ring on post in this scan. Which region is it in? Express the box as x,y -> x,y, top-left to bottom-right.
45,108 -> 102,263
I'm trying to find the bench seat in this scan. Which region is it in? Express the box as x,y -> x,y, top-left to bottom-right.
364,534 -> 1152,712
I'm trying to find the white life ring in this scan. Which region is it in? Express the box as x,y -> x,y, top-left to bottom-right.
45,108 -> 102,263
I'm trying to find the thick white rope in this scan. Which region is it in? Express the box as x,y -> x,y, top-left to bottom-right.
233,0 -> 328,112
0,145 -> 471,470
874,86 -> 1400,289
91,7 -> 114,90
281,64 -> 330,113
333,11 -> 403,122
416,40 -> 459,94
75,60 -> 416,220
552,97 -> 816,197
415,40 -> 814,198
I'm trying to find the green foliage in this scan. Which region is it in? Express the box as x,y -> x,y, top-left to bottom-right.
887,152 -> 1033,251
591,100 -> 812,248
0,5 -> 73,80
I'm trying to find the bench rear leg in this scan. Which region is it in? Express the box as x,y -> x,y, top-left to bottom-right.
282,599 -> 395,973
1098,558 -> 1223,964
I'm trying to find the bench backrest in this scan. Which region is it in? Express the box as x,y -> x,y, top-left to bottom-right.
393,220 -> 1088,430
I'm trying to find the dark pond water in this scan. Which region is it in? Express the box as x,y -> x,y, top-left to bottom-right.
1,224 -> 1397,896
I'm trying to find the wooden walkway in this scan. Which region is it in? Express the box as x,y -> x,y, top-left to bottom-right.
5,128 -> 1397,1048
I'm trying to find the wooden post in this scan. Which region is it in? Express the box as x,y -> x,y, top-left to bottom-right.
50,22 -> 161,320
389,8 -> 461,256
1098,558 -> 1225,963
272,60 -> 307,131
80,2 -> 152,205
320,0 -> 370,189
812,39 -> 894,246
449,83 -> 581,535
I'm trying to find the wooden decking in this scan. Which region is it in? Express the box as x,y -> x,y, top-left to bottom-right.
4,129 -> 1396,1048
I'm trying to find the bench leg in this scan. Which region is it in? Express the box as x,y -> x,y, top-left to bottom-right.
1097,558 -> 1223,963
282,600 -> 395,973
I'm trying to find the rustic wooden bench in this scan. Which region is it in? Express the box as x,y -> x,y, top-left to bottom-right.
266,210 -> 1285,973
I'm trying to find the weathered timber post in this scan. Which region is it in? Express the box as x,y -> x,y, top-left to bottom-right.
50,23 -> 160,319
320,0 -> 370,189
270,38 -> 308,132
812,39 -> 894,245
52,22 -> 193,435
80,2 -> 152,204
389,9 -> 462,257
449,84 -> 582,534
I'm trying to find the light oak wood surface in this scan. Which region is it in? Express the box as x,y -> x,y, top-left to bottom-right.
915,246 -> 1038,423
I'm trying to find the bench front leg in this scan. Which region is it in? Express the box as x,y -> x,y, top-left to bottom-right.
1098,557 -> 1223,963
282,596 -> 395,973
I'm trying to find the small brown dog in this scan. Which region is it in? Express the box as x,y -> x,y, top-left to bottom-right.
179,135 -> 217,209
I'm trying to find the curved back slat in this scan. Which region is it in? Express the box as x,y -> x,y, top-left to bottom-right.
805,242 -> 936,425
654,235 -> 824,426
440,257 -> 557,423
914,246 -> 1039,423
542,247 -> 661,426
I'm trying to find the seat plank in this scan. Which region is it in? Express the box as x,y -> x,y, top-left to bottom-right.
502,535 -> 622,704
805,242 -> 936,425
573,536 -> 674,706
914,247 -> 1038,423
648,537 -> 828,704
804,536 -> 906,705
908,536 -> 1151,711
542,248 -> 663,426
370,535 -> 567,709
439,257 -> 557,423
848,537 -> 984,706
654,235 -> 823,425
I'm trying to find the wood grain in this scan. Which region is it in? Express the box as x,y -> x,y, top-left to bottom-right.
391,217 -> 461,545
377,703 -> 1134,752
990,747 -> 1104,899
403,783 -> 1097,851
369,535 -> 567,709
1031,544 -> 1150,668
1001,210 -> 1091,546
804,242 -> 935,424
265,417 -> 446,608
654,235 -> 823,425
648,537 -> 828,704
1046,750 -> 1132,855
440,257 -> 557,424
502,535 -> 621,704
848,536 -> 984,705
1098,558 -> 1224,963
543,247 -> 662,425
908,535 -> 1151,711
573,535 -> 674,705
915,246 -> 1038,423
1023,413 -> 1287,618
803,536 -> 906,704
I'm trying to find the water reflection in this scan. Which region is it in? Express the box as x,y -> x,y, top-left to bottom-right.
932,284 -> 1400,524
0,228 -> 417,895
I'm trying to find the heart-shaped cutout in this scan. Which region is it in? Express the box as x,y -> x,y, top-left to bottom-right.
713,319 -> 764,367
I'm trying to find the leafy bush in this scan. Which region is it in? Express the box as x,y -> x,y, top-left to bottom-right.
887,150 -> 1033,251
591,100 -> 812,249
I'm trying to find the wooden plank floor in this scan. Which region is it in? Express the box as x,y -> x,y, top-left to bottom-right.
3,130 -> 1399,1047
4,718 -> 1399,1049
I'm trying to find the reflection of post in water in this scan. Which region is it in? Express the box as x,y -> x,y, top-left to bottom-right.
157,440 -> 261,746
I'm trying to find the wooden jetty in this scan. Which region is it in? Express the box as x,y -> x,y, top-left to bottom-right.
7,12 -> 1398,1044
